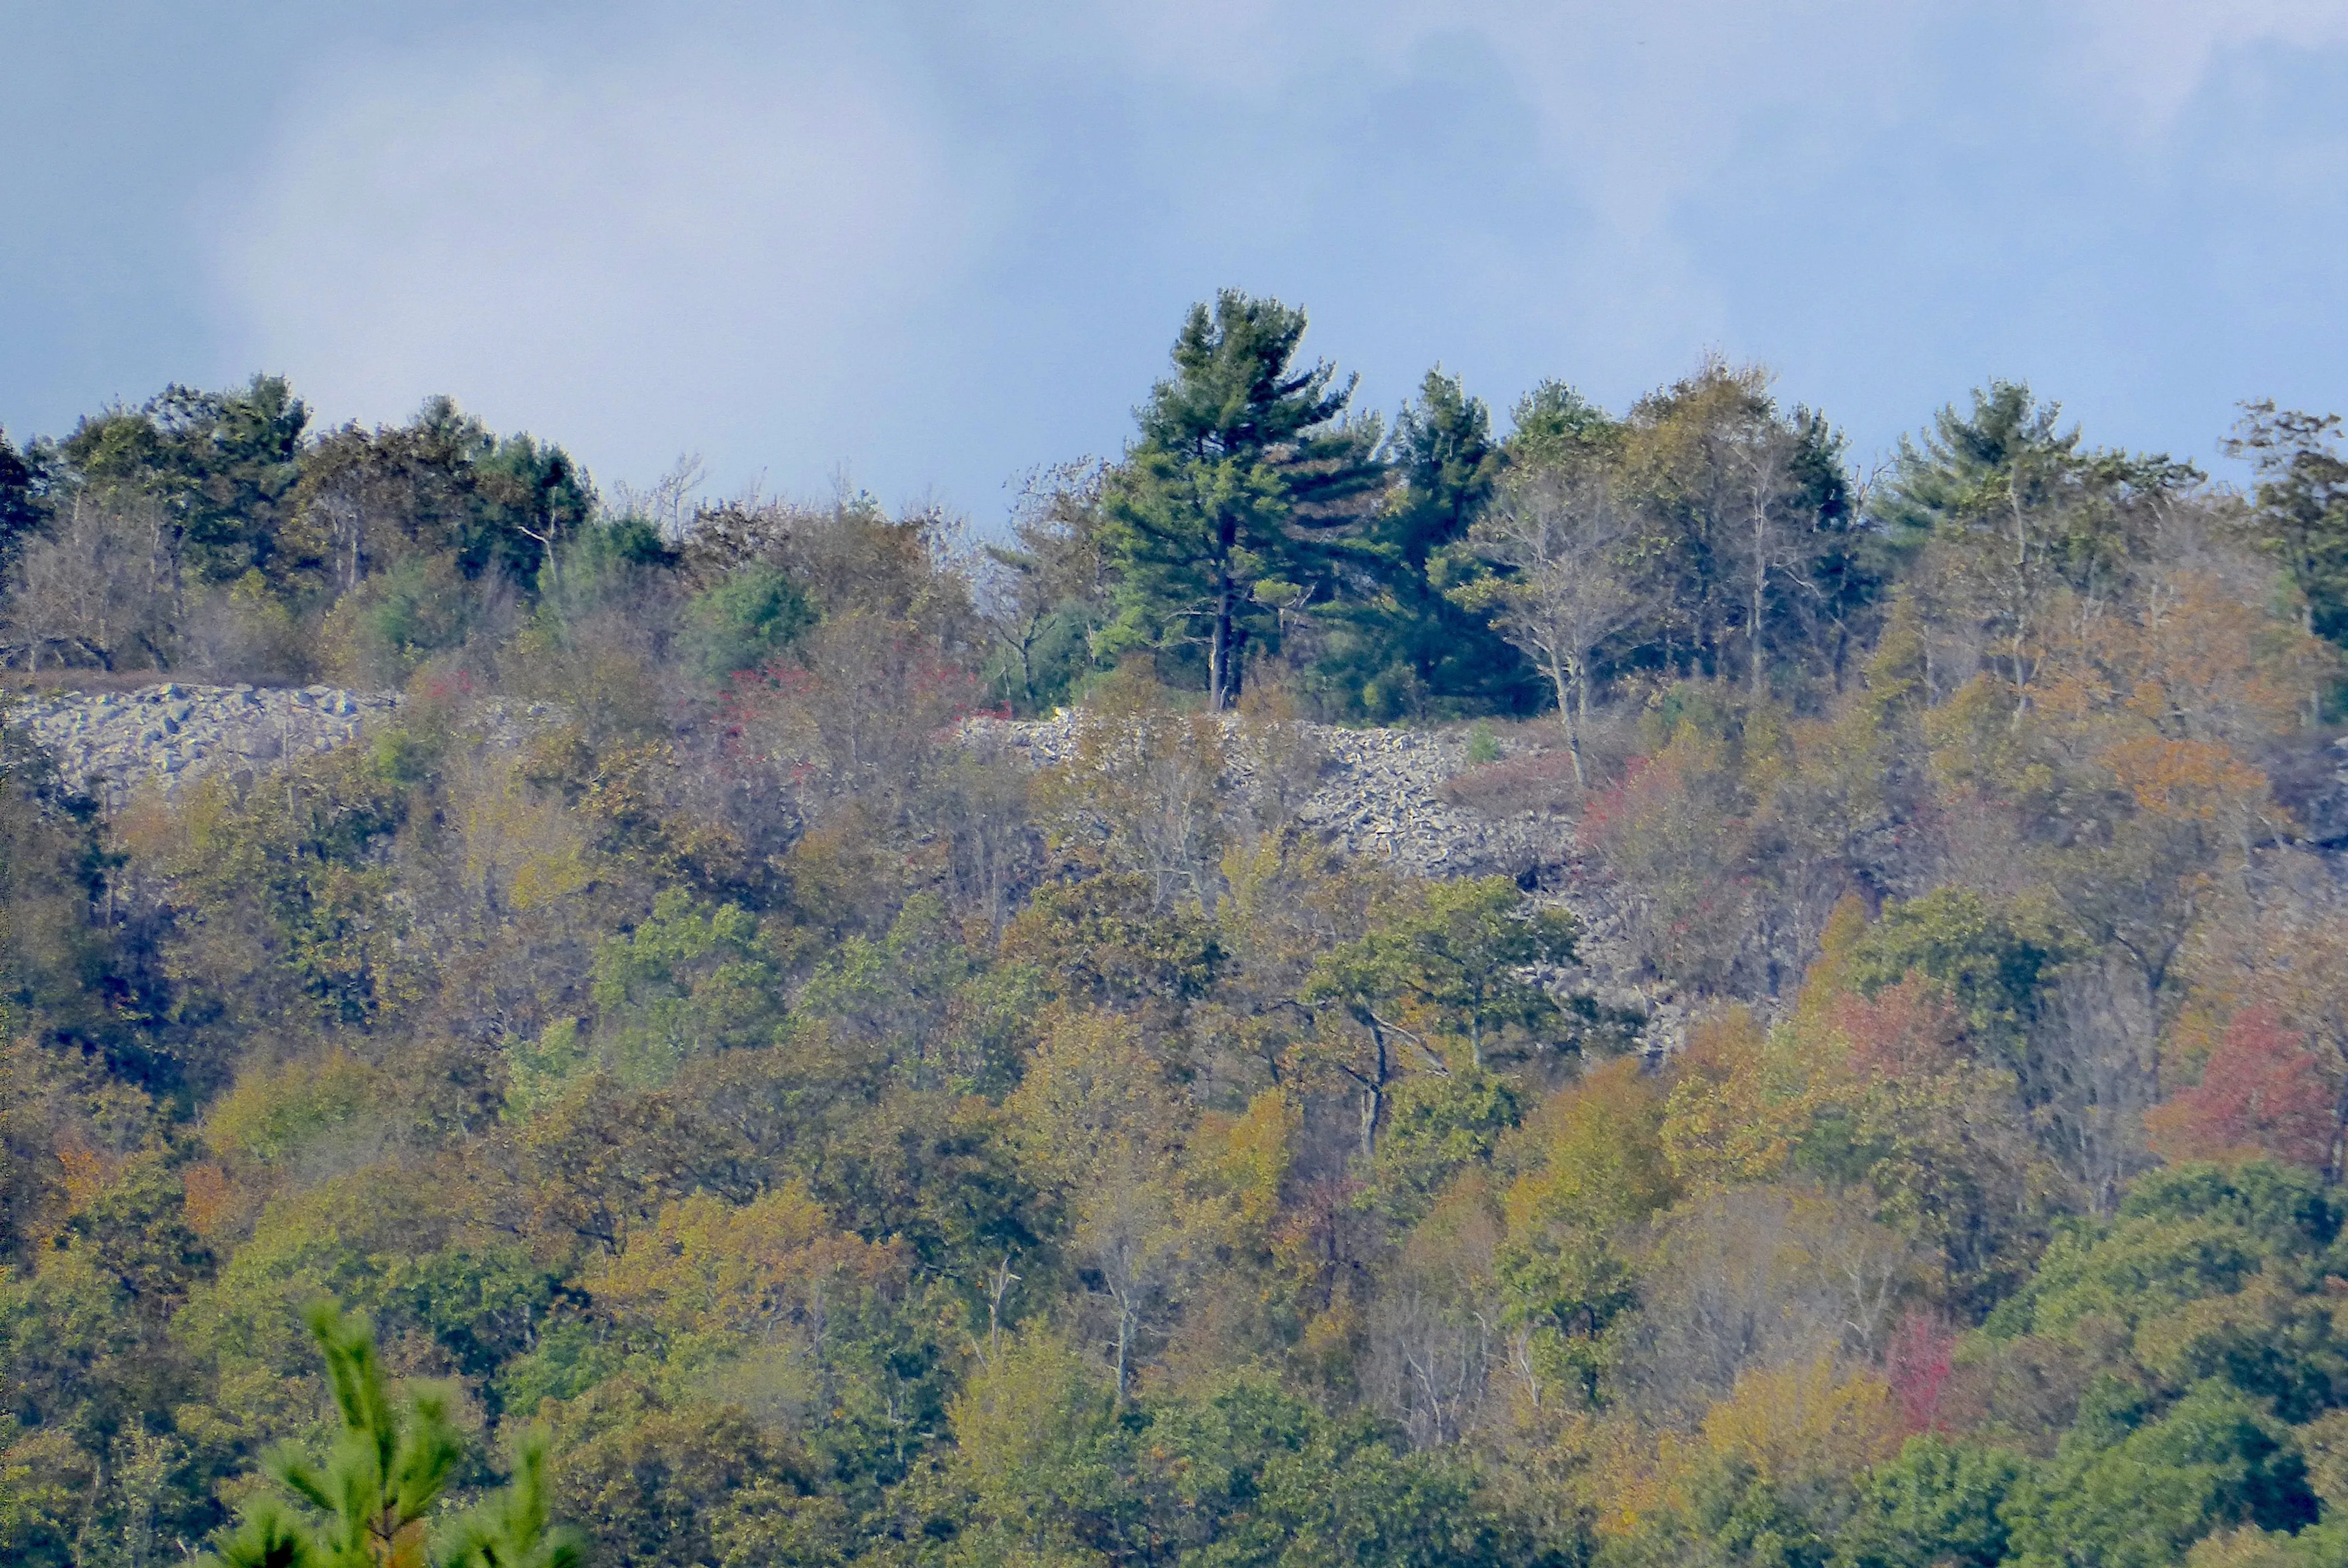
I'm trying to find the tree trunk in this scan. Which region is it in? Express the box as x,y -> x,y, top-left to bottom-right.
1546,653 -> 1585,788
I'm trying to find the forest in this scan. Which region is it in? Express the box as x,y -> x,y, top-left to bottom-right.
4,289 -> 2348,1568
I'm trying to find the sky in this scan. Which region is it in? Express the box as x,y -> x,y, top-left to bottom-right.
4,2 -> 2346,525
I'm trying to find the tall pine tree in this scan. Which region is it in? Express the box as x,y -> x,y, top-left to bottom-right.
1102,291 -> 1382,709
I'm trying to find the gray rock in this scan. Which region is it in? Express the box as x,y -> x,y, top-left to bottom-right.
11,682 -> 406,807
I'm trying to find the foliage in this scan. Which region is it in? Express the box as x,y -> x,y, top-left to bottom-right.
2,327 -> 2346,1568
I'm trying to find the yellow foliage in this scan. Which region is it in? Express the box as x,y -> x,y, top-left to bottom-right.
1007,1008 -> 1182,1189
944,1323 -> 1115,1567
1600,1357 -> 1900,1536
1199,1086 -> 1296,1237
204,1049 -> 380,1168
586,1184 -> 894,1350
2186,1528 -> 2304,1568
1661,1008 -> 1811,1191
1506,1058 -> 1677,1235
450,750 -> 592,915
1799,894 -> 1873,1014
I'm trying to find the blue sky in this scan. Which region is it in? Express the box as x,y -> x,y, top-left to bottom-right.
5,2 -> 2346,524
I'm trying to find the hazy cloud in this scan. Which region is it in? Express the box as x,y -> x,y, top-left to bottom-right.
215,28 -> 987,491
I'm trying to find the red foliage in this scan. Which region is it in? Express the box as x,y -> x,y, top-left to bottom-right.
2147,1003 -> 2335,1172
1884,1309 -> 1957,1436
1574,752 -> 1661,850
1829,978 -> 1965,1083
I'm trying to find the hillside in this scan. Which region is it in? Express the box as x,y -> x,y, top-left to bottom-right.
5,304 -> 2348,1568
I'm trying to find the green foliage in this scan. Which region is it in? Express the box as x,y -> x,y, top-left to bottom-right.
60,376 -> 309,585
6,347 -> 2346,1568
1102,290 -> 1384,708
203,1303 -> 578,1568
1309,876 -> 1581,1071
2001,1381 -> 2317,1568
1834,1435 -> 2025,1568
588,889 -> 786,1086
684,563 -> 814,681
1371,1070 -> 1524,1222
1598,1453 -> 1841,1568
2227,403 -> 2348,649
0,425 -> 46,557
1847,889 -> 2059,1063
1318,369 -> 1536,719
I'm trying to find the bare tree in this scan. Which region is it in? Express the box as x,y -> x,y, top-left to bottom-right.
1,489 -> 176,670
2032,952 -> 2160,1216
974,462 -> 1112,712
1621,1186 -> 1917,1421
1724,413 -> 1821,694
1453,467 -> 1639,786
606,452 -> 709,542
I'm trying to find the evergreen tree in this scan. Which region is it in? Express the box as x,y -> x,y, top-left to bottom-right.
0,426 -> 45,562
1102,290 -> 1383,709
1324,370 -> 1537,717
59,375 -> 311,584
2226,400 -> 2348,648
203,1304 -> 578,1568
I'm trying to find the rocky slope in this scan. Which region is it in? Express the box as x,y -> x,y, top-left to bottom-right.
0,685 -> 1647,1035
12,683 -> 402,807
16,684 -> 1588,877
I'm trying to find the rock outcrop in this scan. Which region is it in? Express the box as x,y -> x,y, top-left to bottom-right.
15,684 -> 1587,877
13,683 -> 401,807
967,709 -> 1577,881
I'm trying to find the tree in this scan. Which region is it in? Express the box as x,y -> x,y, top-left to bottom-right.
1320,877 -> 1581,1072
1103,290 -> 1384,709
1007,1009 -> 1186,1401
1999,1382 -> 2317,1568
292,397 -> 593,596
1448,463 -> 1640,785
1878,380 -> 2196,702
979,462 -> 1114,714
2146,1006 -> 2333,1172
1614,360 -> 1863,692
940,1323 -> 1127,1563
1324,369 -> 1530,718
1835,1434 -> 2025,1568
0,426 -> 44,563
2225,401 -> 2348,648
59,376 -> 309,588
202,1303 -> 579,1568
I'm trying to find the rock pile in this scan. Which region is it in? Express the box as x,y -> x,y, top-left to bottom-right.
12,684 -> 400,807
969,709 -> 1578,880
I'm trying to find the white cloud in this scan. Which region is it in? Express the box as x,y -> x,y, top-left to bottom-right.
213,29 -> 987,489
1000,1 -> 1933,370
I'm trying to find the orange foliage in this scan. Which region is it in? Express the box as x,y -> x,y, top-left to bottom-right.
1820,978 -> 1966,1084
2096,734 -> 2275,830
180,1161 -> 234,1239
53,1137 -> 115,1215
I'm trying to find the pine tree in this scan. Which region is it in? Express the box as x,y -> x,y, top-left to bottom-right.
1324,369 -> 1537,717
203,1304 -> 579,1568
1102,290 -> 1383,709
